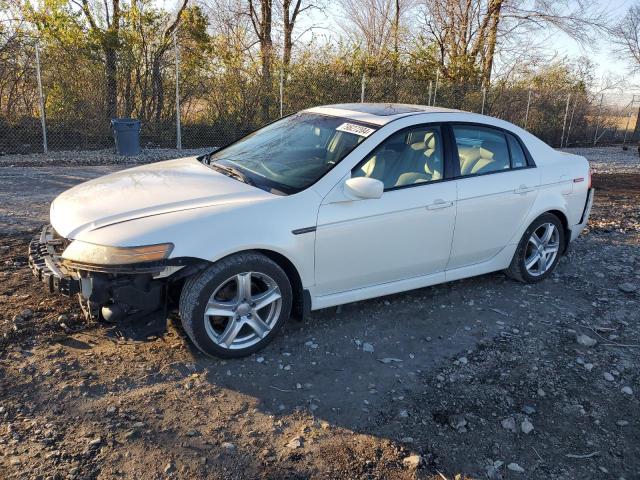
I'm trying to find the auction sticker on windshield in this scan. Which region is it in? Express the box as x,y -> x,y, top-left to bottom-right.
336,123 -> 376,137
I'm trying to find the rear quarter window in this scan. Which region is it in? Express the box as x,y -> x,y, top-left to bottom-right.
507,134 -> 528,168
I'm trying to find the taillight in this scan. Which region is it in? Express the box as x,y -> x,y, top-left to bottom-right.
588,167 -> 592,189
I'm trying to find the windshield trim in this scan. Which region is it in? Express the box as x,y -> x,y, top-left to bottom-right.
200,112 -> 380,195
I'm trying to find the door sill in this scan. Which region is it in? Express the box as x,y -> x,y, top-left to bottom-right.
311,271 -> 446,310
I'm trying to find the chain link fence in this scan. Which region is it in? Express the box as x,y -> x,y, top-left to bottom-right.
1,36 -> 637,155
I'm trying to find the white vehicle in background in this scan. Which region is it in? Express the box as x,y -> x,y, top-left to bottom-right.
29,103 -> 593,358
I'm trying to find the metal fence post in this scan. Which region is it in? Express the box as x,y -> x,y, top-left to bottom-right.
481,86 -> 486,115
279,69 -> 284,117
360,73 -> 366,103
524,89 -> 532,130
565,98 -> 577,148
173,31 -> 182,150
35,44 -> 48,154
560,93 -> 571,148
433,70 -> 439,106
593,93 -> 603,146
622,111 -> 632,148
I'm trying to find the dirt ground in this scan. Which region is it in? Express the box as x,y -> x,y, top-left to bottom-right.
1,150 -> 639,479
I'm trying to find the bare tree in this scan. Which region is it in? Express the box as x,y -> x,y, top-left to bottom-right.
340,0 -> 396,58
67,0 -> 188,120
612,4 -> 640,140
148,0 -> 190,121
281,0 -> 323,99
248,0 -> 274,121
339,0 -> 416,89
419,0 -> 606,86
612,4 -> 640,71
72,0 -> 122,118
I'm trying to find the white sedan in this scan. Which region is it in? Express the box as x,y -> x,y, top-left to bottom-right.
29,103 -> 593,357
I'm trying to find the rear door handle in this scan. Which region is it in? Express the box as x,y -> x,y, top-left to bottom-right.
427,200 -> 454,210
514,185 -> 535,194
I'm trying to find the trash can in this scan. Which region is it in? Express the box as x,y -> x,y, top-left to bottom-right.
111,118 -> 141,156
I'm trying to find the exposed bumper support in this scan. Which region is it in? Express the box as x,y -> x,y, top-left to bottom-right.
28,225 -> 168,324
28,225 -> 80,296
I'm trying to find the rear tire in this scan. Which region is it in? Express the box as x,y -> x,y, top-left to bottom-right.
179,252 -> 292,358
505,213 -> 565,283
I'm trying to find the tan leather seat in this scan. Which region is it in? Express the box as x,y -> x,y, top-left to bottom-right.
353,148 -> 401,183
356,130 -> 444,188
459,146 -> 495,175
395,132 -> 442,186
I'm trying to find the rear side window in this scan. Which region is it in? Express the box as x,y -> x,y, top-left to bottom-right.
507,134 -> 527,168
452,125 -> 510,176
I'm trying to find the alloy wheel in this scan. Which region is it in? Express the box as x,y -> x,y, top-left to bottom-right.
203,272 -> 282,350
524,222 -> 560,277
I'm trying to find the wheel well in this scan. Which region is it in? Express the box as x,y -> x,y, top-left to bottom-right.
172,249 -> 306,318
254,249 -> 305,319
547,209 -> 570,253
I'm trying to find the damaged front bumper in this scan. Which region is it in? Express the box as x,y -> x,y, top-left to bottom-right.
28,225 -> 199,324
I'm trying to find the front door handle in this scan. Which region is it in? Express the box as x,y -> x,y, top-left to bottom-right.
514,185 -> 535,194
427,199 -> 454,210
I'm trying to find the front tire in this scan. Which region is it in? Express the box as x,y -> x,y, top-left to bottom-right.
505,213 -> 565,283
179,252 -> 292,358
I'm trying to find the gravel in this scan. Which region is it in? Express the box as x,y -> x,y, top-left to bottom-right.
0,147 -> 210,167
562,146 -> 640,174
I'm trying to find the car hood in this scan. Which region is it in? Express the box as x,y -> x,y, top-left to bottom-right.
50,157 -> 272,239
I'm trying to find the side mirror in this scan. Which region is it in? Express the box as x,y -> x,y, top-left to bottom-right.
344,177 -> 384,200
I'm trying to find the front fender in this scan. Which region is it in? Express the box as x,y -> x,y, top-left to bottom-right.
69,190 -> 322,289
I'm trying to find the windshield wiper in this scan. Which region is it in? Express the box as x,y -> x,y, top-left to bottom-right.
210,163 -> 256,187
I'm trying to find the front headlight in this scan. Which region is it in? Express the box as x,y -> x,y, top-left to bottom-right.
61,240 -> 174,265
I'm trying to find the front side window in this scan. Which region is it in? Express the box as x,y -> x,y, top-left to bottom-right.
205,113 -> 377,194
353,126 -> 444,190
453,125 -> 510,176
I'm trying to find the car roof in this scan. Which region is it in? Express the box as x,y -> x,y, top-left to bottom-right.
305,103 -> 460,125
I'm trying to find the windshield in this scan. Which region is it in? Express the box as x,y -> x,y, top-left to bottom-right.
204,113 -> 378,194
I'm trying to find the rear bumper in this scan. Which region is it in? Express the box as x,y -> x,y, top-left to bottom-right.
28,225 -> 80,296
569,188 -> 594,242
